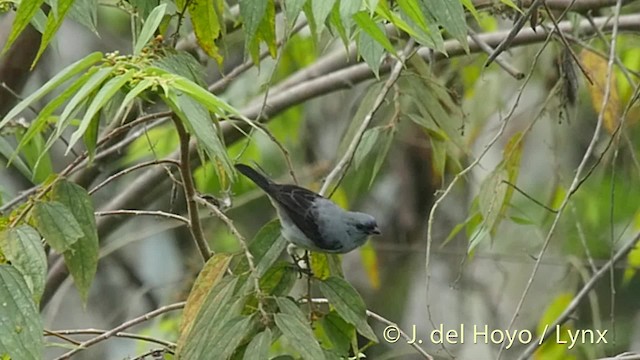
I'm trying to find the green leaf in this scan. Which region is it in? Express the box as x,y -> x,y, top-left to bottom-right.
179,254 -> 233,341
0,226 -> 47,303
68,0 -> 98,34
177,277 -> 246,359
83,111 -> 100,162
354,17 -> 385,76
0,265 -> 44,360
16,132 -> 53,183
0,52 -> 103,130
67,70 -> 134,153
234,220 -> 287,277
274,313 -> 324,360
284,0 -> 307,27
183,0 -> 222,63
209,316 -> 256,358
318,311 -> 354,356
251,0 -> 277,61
243,328 -> 272,360
151,50 -> 207,85
353,127 -> 380,170
134,3 -> 167,54
32,201 -> 83,253
52,180 -> 99,303
318,276 -> 377,342
259,261 -> 296,296
0,137 -> 32,180
460,0 -> 481,23
328,1 -> 348,47
418,0 -> 468,51
165,73 -> 242,117
113,79 -> 154,123
54,66 -> 112,139
240,0 -> 268,50
478,167 -> 508,235
276,297 -> 308,325
311,0 -> 336,35
164,90 -> 234,185
13,66 -> 101,161
397,0 -> 429,33
1,0 -> 46,55
353,11 -> 396,55
33,0 -> 78,67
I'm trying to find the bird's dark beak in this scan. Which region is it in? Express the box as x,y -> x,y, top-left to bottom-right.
371,226 -> 381,235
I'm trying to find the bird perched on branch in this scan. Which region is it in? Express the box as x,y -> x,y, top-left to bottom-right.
235,163 -> 380,254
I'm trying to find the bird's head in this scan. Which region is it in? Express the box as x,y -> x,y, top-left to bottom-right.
349,212 -> 381,236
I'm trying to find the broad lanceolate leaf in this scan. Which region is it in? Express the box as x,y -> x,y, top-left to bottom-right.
240,0 -> 268,49
355,16 -> 385,77
33,0 -> 79,67
32,201 -> 83,253
180,0 -> 222,63
249,0 -> 277,63
580,49 -> 620,134
179,254 -> 233,338
243,328 -> 272,360
318,276 -> 377,342
177,277 -> 247,359
12,66 -> 103,172
274,297 -> 324,359
478,167 -> 508,237
353,11 -> 396,55
234,220 -> 287,277
67,70 -> 135,153
134,3 -> 167,54
68,0 -> 98,34
0,52 -> 103,129
274,312 -> 324,360
311,0 -> 336,35
284,0 -> 307,27
0,265 -> 44,360
164,89 -> 234,186
0,226 -> 46,303
52,180 -> 99,303
418,0 -> 468,50
1,0 -> 45,55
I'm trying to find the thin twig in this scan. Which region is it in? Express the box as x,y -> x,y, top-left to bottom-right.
504,0 -> 624,357
171,114 -> 212,261
517,231 -> 640,359
208,20 -> 308,94
45,328 -> 176,348
53,302 -> 185,360
484,0 -> 544,67
543,1 -> 593,84
319,39 -> 416,197
468,29 -> 524,79
95,210 -> 189,224
89,159 -> 180,195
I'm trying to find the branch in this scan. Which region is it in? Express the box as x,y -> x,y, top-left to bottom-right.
95,210 -> 189,224
517,231 -> 640,359
319,39 -> 416,196
501,0 -> 625,357
39,13 -> 640,309
171,115 -> 212,262
53,301 -> 185,360
45,328 -> 175,348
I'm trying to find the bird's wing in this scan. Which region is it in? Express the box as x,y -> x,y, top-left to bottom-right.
271,184 -> 341,251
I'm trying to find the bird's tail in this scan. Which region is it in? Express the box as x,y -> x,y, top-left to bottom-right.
235,163 -> 273,191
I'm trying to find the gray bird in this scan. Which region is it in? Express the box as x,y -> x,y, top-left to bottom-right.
235,164 -> 380,253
